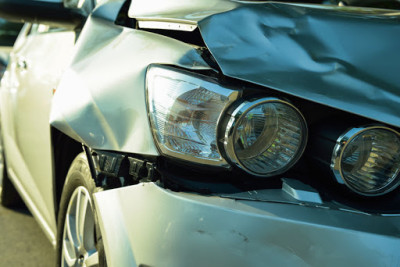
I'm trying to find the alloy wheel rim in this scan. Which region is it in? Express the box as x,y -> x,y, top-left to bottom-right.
62,186 -> 99,267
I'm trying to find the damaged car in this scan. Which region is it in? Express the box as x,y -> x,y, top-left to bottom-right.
0,0 -> 399,266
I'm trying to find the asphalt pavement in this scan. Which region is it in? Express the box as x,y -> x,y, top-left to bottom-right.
0,192 -> 55,267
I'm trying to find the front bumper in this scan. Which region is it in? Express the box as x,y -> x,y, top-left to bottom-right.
94,182 -> 400,267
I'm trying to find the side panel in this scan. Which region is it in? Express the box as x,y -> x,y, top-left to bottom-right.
50,12 -> 210,154
1,24 -> 76,243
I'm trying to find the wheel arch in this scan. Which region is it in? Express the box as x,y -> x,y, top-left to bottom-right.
51,126 -> 84,221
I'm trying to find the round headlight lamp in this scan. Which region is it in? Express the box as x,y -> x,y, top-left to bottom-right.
224,98 -> 307,177
331,126 -> 400,196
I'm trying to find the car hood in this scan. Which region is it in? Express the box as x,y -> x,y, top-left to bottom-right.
131,1 -> 400,127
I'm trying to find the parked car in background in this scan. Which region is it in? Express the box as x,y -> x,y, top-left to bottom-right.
0,0 -> 399,266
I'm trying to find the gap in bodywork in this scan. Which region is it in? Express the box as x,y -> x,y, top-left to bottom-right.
116,0 -> 217,68
52,128 -> 84,219
115,0 -> 137,28
85,148 -> 160,190
157,157 -> 282,195
115,0 -> 206,48
139,27 -> 206,46
339,0 -> 400,9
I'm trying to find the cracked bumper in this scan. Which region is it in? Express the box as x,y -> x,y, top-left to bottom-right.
94,182 -> 400,267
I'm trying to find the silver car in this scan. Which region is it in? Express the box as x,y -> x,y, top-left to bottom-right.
0,0 -> 399,266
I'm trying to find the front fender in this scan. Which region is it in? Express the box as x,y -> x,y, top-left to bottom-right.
50,2 -> 210,154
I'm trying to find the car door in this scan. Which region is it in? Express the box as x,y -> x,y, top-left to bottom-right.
0,23 -> 76,242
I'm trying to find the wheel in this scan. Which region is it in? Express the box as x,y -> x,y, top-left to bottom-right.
56,152 -> 107,267
0,138 -> 23,208
0,166 -> 23,208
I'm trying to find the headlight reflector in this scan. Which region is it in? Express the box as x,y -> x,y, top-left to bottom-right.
146,65 -> 239,166
224,98 -> 307,177
331,126 -> 400,196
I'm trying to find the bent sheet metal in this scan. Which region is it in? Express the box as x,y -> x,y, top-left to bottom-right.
132,1 -> 400,126
198,3 -> 400,127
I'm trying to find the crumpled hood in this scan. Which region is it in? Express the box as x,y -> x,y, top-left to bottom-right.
198,3 -> 400,127
132,1 -> 400,127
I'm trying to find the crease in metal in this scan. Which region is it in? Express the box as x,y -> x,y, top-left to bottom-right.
130,0 -> 400,127
50,1 -> 210,154
52,0 -> 400,155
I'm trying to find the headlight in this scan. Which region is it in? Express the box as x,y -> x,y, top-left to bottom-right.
331,126 -> 400,196
146,65 -> 240,166
223,98 -> 308,177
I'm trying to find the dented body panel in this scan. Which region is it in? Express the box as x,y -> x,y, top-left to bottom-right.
51,1 -> 400,154
131,1 -> 400,127
50,3 -> 210,154
94,183 -> 400,267
2,0 -> 400,265
198,3 -> 400,127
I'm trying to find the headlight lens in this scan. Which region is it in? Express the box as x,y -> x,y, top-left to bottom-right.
146,65 -> 240,166
331,126 -> 400,196
224,98 -> 307,177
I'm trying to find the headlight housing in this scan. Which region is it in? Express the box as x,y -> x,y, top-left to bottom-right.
146,65 -> 307,177
146,65 -> 240,166
223,98 -> 308,177
331,126 -> 400,196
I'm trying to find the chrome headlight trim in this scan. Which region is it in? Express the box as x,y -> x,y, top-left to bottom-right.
223,97 -> 308,177
331,126 -> 400,196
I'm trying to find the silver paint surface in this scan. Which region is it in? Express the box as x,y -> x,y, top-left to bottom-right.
94,182 -> 400,267
52,1 -> 400,154
130,0 -> 400,127
50,2 -> 210,155
47,2 -> 400,264
199,3 -> 400,127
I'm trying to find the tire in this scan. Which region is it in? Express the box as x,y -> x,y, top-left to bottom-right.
1,168 -> 23,208
0,141 -> 23,208
56,152 -> 107,267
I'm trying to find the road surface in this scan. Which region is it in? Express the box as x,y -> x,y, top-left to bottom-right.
0,195 -> 55,267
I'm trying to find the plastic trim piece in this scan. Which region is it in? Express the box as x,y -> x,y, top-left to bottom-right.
138,19 -> 197,32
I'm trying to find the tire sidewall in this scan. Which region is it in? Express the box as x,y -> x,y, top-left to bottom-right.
0,150 -> 23,208
56,152 -> 106,267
